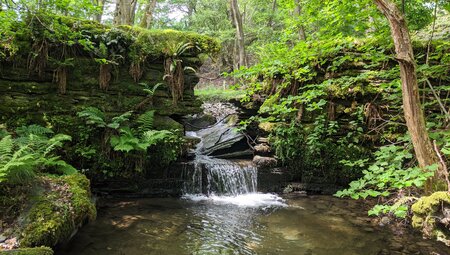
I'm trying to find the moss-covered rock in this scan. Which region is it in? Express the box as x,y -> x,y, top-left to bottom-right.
411,192 -> 450,245
0,247 -> 54,255
19,174 -> 96,248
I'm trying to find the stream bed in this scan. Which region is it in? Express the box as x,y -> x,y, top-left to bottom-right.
56,195 -> 449,255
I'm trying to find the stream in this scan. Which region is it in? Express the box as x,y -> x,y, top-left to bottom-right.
57,103 -> 450,255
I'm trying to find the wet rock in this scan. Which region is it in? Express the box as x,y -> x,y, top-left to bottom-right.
257,137 -> 269,143
254,143 -> 271,155
197,115 -> 246,156
389,241 -> 404,251
380,216 -> 390,226
182,114 -> 217,131
253,156 -> 278,168
378,248 -> 390,255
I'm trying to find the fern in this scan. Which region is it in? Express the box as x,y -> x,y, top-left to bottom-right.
0,135 -> 13,161
15,125 -> 53,137
137,111 -> 155,133
107,111 -> 132,129
0,139 -> 35,184
141,130 -> 173,146
77,107 -> 107,127
110,127 -> 141,152
0,129 -> 77,184
43,134 -> 72,156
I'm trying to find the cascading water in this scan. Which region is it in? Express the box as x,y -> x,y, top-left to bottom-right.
182,103 -> 285,207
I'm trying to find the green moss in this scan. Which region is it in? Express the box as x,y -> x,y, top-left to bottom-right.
153,115 -> 184,133
0,247 -> 54,255
19,174 -> 96,248
412,192 -> 450,216
411,192 -> 450,241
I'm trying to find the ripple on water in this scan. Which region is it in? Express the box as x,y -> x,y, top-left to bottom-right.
182,193 -> 287,208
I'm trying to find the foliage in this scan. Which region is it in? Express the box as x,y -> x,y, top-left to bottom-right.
0,126 -> 76,184
335,142 -> 437,200
194,87 -> 245,102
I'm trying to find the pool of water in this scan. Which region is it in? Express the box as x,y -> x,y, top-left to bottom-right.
56,195 -> 449,255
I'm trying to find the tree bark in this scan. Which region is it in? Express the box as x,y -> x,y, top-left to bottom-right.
140,0 -> 158,29
229,0 -> 246,69
267,0 -> 277,28
93,0 -> 106,22
114,0 -> 138,25
294,0 -> 306,40
373,0 -> 440,189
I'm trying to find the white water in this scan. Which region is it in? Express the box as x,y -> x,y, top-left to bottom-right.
183,110 -> 286,208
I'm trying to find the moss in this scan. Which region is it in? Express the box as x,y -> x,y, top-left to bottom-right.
412,192 -> 450,216
0,247 -> 54,255
259,122 -> 277,133
153,115 -> 184,133
19,174 -> 96,248
411,192 -> 450,243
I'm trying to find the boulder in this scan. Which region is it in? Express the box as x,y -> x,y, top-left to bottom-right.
253,155 -> 278,168
411,192 -> 450,246
254,143 -> 271,155
197,115 -> 246,156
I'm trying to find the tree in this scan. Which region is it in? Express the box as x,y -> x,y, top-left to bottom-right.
293,0 -> 306,40
373,0 -> 440,190
140,0 -> 158,28
113,0 -> 138,25
93,0 -> 107,22
229,0 -> 246,69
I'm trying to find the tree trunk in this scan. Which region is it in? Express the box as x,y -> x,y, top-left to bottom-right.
294,0 -> 306,40
229,0 -> 246,69
114,0 -> 138,25
93,0 -> 106,22
267,0 -> 277,28
373,0 -> 440,190
140,0 -> 158,29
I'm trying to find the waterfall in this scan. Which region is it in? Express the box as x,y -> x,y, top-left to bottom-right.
182,102 -> 285,207
183,155 -> 257,196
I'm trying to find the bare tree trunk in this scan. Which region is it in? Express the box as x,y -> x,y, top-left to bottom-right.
267,0 -> 277,28
93,0 -> 106,22
140,0 -> 158,29
114,0 -> 138,25
229,0 -> 246,69
373,0 -> 440,190
294,0 -> 306,40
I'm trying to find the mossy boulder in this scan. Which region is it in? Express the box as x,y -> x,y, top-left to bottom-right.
19,174 -> 96,248
0,247 -> 53,255
411,192 -> 450,245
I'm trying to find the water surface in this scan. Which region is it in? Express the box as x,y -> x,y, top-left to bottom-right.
57,195 -> 449,255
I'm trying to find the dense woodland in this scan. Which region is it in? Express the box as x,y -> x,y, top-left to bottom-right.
0,0 -> 450,254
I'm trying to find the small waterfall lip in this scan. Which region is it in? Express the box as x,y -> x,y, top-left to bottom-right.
183,103 -> 286,207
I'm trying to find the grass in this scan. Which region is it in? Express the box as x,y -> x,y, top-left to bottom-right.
194,87 -> 245,102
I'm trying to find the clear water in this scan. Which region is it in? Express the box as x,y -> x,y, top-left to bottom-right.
56,196 -> 449,255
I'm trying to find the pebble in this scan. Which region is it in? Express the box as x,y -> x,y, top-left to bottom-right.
389,241 -> 404,251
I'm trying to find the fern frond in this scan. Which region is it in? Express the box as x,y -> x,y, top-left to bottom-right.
107,111 -> 133,130
15,125 -> 53,137
77,107 -> 107,127
44,134 -> 72,156
0,135 -> 13,162
141,130 -> 173,147
137,111 -> 155,133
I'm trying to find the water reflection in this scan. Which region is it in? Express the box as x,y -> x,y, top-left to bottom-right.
56,197 -> 449,255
